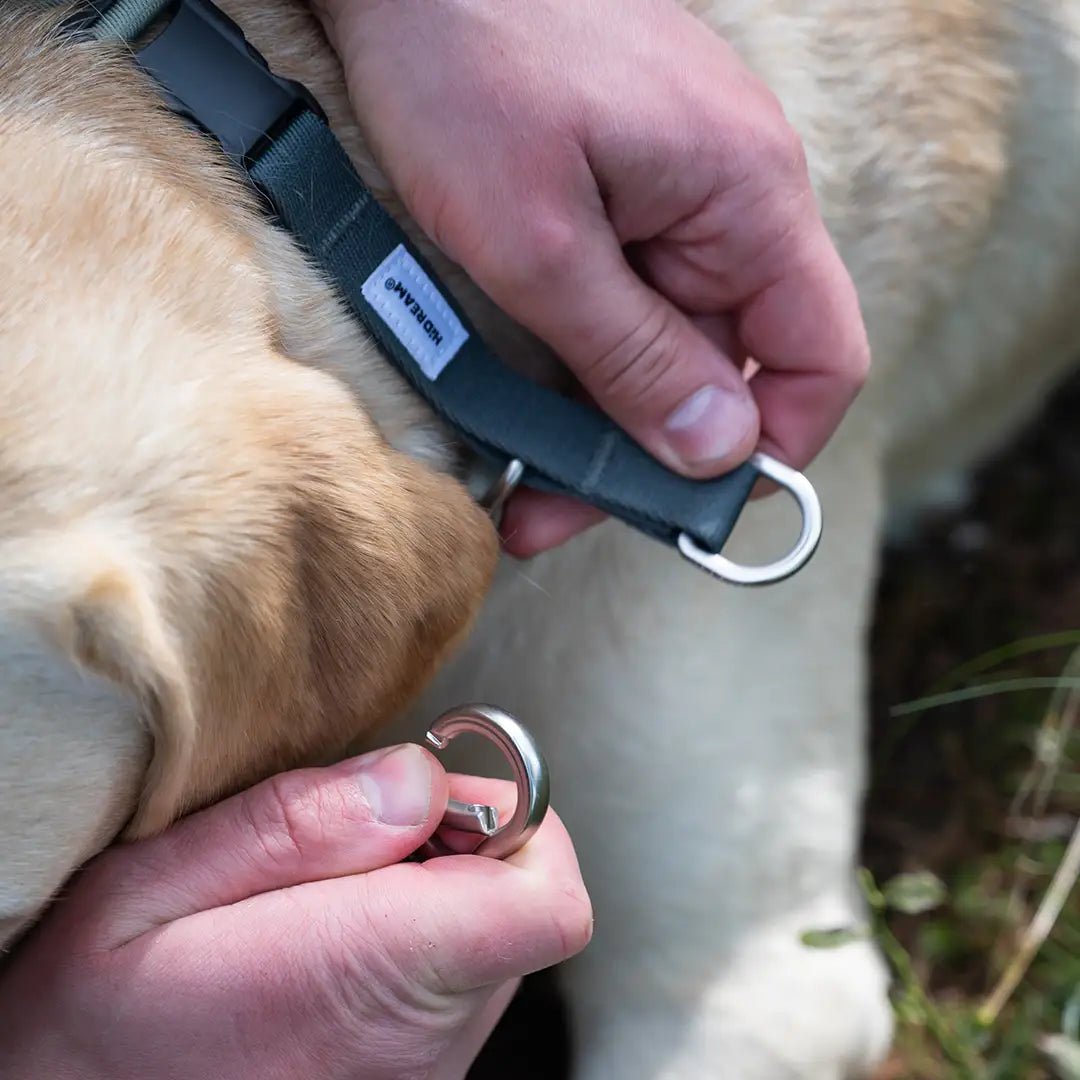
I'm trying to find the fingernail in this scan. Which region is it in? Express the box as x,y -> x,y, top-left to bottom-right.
354,745 -> 433,827
663,386 -> 756,469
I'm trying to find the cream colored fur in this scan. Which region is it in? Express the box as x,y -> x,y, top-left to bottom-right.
0,4 -> 497,948
3,1 -> 1080,1077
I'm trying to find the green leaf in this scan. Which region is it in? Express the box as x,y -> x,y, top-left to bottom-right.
890,677 -> 1080,718
882,871 -> 948,915
857,866 -> 886,911
800,926 -> 869,950
891,986 -> 923,1026
930,631 -> 1080,693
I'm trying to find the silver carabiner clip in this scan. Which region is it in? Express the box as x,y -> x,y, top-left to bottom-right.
418,705 -> 550,861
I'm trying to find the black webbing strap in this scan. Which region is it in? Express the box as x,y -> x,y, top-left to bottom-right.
75,0 -> 760,554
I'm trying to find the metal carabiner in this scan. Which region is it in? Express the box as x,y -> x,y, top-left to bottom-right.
418,705 -> 550,861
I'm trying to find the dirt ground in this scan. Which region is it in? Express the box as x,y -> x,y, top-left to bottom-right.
468,370 -> 1080,1080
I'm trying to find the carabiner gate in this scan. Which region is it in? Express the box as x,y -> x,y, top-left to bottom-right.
417,705 -> 550,861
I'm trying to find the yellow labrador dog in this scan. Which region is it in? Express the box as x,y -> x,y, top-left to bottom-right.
4,1 -> 1080,1078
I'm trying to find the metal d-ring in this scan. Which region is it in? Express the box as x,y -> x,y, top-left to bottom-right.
478,458 -> 525,523
419,705 -> 550,861
677,452 -> 823,586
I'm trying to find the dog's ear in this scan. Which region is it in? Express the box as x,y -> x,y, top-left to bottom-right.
51,562 -> 196,838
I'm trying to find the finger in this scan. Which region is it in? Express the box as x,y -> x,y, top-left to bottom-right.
422,774 -> 585,879
431,774 -> 556,856
738,224 -> 869,468
428,774 -> 522,855
689,313 -> 749,372
642,218 -> 869,471
499,488 -> 607,558
426,774 -> 550,855
84,744 -> 449,947
479,212 -> 760,479
497,311 -> 752,557
246,796 -> 591,995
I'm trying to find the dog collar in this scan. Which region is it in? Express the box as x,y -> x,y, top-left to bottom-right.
68,0 -> 822,585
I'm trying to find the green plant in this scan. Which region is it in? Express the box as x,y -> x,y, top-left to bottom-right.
809,640 -> 1080,1079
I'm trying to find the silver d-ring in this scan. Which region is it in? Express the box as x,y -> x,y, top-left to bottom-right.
677,452 -> 823,586
478,459 -> 525,523
420,705 -> 550,861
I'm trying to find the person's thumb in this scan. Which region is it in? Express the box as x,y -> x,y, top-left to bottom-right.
74,744 -> 449,948
480,221 -> 760,478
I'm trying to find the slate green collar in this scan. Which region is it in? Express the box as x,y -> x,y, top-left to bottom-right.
68,0 -> 821,584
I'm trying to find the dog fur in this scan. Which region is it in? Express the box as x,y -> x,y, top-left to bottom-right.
0,4 -> 498,948
3,0 -> 1080,1077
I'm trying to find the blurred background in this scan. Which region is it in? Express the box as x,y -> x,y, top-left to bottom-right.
469,369 -> 1080,1080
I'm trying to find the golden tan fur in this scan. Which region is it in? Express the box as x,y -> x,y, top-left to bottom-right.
5,0 -> 1080,1074
0,4 -> 496,944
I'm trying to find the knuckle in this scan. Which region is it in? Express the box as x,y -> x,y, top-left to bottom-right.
842,337 -> 872,398
850,334 -> 872,386
411,949 -> 466,1004
68,845 -> 169,945
585,307 -> 680,409
753,108 -> 809,180
831,277 -> 873,397
515,211 -> 582,284
318,889 -> 453,1025
552,886 -> 595,959
244,771 -> 331,869
314,900 -> 378,1008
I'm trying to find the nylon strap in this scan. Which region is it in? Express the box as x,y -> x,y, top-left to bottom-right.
76,0 -> 758,553
85,0 -> 165,40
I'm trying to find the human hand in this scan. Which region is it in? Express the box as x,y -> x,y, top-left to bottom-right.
0,745 -> 591,1080
315,0 -> 869,555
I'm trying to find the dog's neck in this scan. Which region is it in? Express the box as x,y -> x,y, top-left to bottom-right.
3,3 -> 464,479
1,2 -> 502,844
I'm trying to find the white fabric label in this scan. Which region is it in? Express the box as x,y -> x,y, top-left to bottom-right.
360,245 -> 469,381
